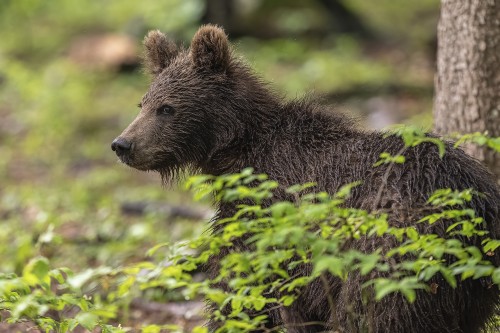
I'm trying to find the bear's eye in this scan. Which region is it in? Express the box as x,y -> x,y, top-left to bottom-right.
157,104 -> 175,116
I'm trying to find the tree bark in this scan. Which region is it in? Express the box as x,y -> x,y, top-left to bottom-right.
434,0 -> 500,181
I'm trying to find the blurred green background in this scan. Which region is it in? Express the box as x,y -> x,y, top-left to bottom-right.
0,0 -> 439,329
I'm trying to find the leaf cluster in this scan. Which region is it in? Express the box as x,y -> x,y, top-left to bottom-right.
1,132 -> 499,332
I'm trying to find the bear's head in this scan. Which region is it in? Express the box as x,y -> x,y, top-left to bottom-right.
112,25 -> 248,179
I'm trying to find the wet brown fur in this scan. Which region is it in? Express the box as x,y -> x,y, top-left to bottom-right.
113,25 -> 500,333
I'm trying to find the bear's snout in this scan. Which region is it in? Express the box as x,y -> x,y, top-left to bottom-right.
111,137 -> 132,157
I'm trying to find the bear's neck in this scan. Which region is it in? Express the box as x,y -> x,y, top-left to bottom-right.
231,68 -> 283,127
201,62 -> 353,175
202,104 -> 357,177
201,68 -> 283,175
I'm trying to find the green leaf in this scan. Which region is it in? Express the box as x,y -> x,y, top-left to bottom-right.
313,256 -> 345,278
280,295 -> 295,306
141,325 -> 162,333
146,242 -> 170,257
22,257 -> 50,288
75,312 -> 99,331
67,269 -> 95,289
406,227 -> 419,241
492,268 -> 500,284
192,326 -> 208,333
439,267 -> 457,288
49,269 -> 66,284
270,201 -> 297,219
358,252 -> 381,276
483,239 -> 500,253
335,182 -> 362,199
400,288 -> 416,303
373,279 -> 399,301
286,182 -> 317,194
373,277 -> 424,302
472,265 -> 494,279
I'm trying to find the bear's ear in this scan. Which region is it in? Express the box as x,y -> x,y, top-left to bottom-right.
143,30 -> 179,75
190,25 -> 230,72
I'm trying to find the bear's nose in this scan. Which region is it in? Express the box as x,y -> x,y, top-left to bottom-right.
111,137 -> 132,156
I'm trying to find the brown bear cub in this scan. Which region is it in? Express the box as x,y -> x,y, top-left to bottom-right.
112,25 -> 500,333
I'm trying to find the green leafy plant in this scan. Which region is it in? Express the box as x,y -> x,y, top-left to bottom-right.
1,131 -> 500,332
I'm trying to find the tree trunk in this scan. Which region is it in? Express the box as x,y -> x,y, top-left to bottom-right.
433,0 -> 500,181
